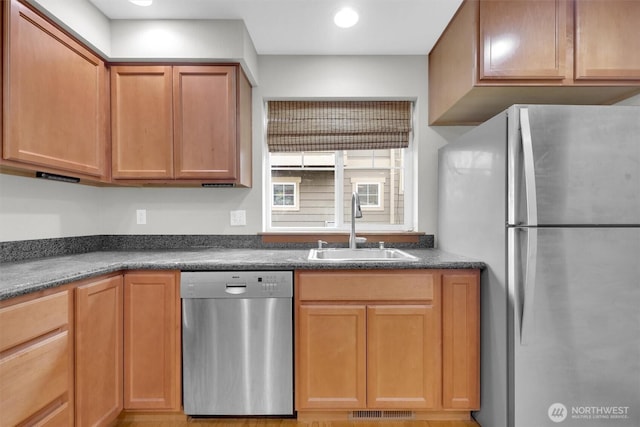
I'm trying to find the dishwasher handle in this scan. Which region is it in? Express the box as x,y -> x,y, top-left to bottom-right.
225,284 -> 247,295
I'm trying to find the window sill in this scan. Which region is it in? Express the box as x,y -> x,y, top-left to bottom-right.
260,232 -> 427,245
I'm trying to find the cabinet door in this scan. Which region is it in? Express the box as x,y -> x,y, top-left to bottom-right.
442,272 -> 480,410
75,275 -> 123,427
575,0 -> 640,80
173,65 -> 237,180
124,271 -> 181,410
111,66 -> 174,179
297,305 -> 366,409
4,0 -> 108,179
367,305 -> 440,409
479,0 -> 568,80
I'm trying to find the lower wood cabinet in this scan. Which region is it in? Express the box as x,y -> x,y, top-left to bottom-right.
296,270 -> 442,412
123,271 -> 181,411
298,303 -> 441,410
2,265 -> 476,424
295,269 -> 479,419
298,305 -> 367,409
0,269 -> 183,427
367,304 -> 440,409
75,275 -> 124,427
0,289 -> 74,426
442,272 -> 480,410
74,270 -> 181,425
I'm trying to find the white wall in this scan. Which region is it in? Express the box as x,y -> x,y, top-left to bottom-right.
110,20 -> 259,84
616,92 -> 640,105
27,0 -> 111,56
0,174 -> 103,241
98,185 -> 260,236
24,1 -> 259,84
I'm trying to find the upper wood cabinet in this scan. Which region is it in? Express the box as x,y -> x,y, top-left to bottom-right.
429,0 -> 640,125
1,0 -> 109,181
111,64 -> 252,186
479,0 -> 567,80
111,66 -> 174,180
174,66 -> 238,180
574,0 -> 640,80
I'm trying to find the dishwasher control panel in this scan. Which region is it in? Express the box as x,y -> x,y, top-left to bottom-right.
181,271 -> 293,298
258,275 -> 283,293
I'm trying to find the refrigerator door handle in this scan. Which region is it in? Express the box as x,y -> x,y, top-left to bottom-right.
520,227 -> 538,345
519,108 -> 538,227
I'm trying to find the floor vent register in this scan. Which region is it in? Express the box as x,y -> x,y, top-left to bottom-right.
350,410 -> 415,420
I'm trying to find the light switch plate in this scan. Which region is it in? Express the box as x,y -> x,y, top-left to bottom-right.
136,209 -> 147,225
230,210 -> 246,226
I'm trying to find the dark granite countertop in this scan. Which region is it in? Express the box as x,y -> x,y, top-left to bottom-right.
0,248 -> 484,301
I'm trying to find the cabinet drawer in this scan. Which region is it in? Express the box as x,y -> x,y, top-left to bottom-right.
297,271 -> 434,301
0,331 -> 69,427
0,291 -> 69,352
33,402 -> 70,427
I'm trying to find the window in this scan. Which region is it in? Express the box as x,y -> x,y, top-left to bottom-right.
272,183 -> 296,208
264,101 -> 414,232
357,183 -> 379,206
353,181 -> 383,210
272,177 -> 300,211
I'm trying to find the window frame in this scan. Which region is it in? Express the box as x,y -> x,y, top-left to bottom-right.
263,100 -> 416,233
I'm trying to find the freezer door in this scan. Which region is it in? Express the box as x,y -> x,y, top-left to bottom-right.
508,105 -> 640,226
508,227 -> 640,427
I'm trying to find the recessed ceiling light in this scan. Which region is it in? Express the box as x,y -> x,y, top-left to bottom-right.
334,7 -> 359,29
129,0 -> 153,6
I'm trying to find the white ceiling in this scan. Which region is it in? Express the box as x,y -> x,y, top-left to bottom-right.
87,0 -> 464,55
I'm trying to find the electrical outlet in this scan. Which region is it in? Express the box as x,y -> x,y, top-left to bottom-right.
230,210 -> 246,226
136,209 -> 147,225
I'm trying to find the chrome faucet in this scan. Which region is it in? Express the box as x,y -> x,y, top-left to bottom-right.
349,192 -> 367,249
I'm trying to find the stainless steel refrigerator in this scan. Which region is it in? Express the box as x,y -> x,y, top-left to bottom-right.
438,104 -> 640,427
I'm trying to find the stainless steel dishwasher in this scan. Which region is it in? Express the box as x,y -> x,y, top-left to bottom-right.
181,271 -> 293,416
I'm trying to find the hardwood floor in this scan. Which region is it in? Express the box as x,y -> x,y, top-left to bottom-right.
115,414 -> 480,427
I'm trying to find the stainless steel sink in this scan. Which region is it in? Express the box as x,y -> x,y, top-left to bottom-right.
307,248 -> 419,262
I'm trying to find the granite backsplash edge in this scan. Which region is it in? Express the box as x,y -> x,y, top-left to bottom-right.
0,234 -> 435,263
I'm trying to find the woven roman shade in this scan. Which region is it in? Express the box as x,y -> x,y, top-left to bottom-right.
266,101 -> 412,152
